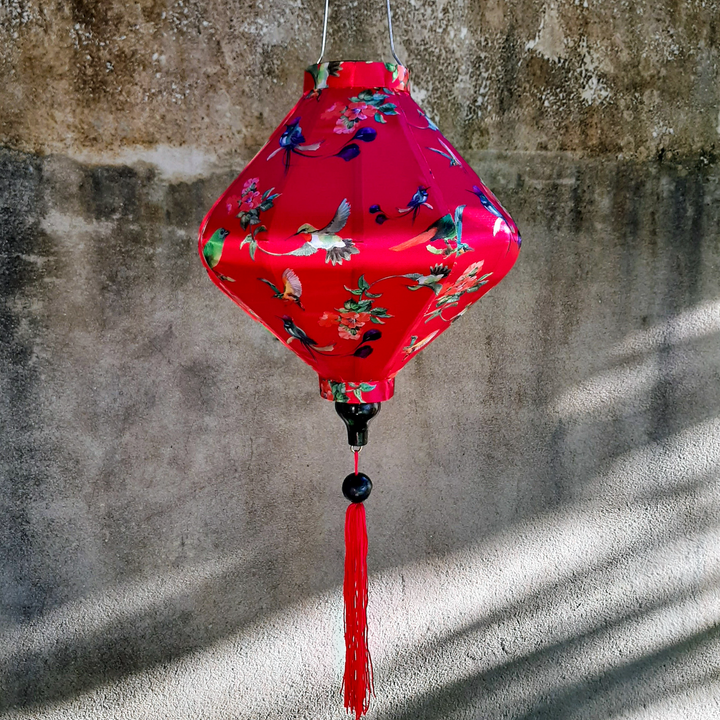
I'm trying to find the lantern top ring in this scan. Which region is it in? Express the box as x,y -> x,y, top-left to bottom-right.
304,60 -> 410,94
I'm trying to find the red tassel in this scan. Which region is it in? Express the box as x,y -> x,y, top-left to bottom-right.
343,502 -> 373,719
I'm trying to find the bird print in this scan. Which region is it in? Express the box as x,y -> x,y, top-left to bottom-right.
307,61 -> 342,98
447,204 -> 473,256
281,316 -> 334,357
202,228 -> 229,268
370,185 -> 432,225
418,109 -> 440,131
407,108 -> 441,132
259,268 -> 305,309
469,185 -> 511,237
427,138 -> 462,167
390,213 -> 457,252
287,199 -> 359,265
404,265 -> 452,294
403,330 -> 440,356
397,186 -> 433,223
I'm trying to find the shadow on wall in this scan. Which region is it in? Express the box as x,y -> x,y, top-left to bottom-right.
0,149 -> 718,717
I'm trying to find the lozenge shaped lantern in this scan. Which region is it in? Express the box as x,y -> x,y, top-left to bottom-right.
199,61 -> 520,406
198,59 -> 521,719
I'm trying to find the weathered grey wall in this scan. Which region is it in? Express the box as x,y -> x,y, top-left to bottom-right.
1,1 -> 719,718
2,0 -> 719,161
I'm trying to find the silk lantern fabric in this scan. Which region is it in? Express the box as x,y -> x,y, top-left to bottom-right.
198,61 -> 521,404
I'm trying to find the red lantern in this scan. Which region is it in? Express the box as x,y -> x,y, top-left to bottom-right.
198,26 -> 520,720
199,62 -> 519,407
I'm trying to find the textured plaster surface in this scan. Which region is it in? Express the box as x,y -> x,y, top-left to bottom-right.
1,1 -> 720,719
1,0 -> 719,160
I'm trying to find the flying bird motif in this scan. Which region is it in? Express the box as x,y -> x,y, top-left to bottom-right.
287,199 -> 359,265
391,206 -> 473,257
281,316 -> 334,357
403,330 -> 440,356
406,108 -> 441,132
259,268 -> 305,309
468,185 -> 517,242
370,186 -> 432,225
427,138 -> 462,167
403,264 -> 452,294
397,186 -> 433,222
390,213 -> 457,252
417,108 -> 440,131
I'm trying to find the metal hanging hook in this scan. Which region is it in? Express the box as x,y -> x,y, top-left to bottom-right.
316,0 -> 404,66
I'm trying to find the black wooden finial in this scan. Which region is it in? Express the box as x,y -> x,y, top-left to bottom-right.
335,402 -> 381,447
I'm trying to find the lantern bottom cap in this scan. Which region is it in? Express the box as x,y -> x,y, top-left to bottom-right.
319,377 -> 394,403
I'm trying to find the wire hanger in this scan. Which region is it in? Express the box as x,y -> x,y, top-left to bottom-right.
316,0 -> 404,66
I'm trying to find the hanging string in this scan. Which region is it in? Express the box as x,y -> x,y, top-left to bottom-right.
354,448 -> 359,475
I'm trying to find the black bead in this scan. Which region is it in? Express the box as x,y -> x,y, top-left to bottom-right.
342,472 -> 373,503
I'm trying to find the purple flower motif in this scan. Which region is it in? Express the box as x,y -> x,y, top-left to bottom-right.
279,119 -> 305,150
333,126 -> 377,162
351,127 -> 377,143
360,329 -> 381,343
353,345 -> 374,358
266,117 -> 323,171
336,144 -> 360,162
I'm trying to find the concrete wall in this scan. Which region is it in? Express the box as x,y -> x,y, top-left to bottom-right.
1,1 -> 719,718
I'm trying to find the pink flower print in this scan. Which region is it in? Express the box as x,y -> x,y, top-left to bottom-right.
225,194 -> 241,213
395,66 -> 409,87
442,261 -> 486,296
320,379 -> 334,400
240,177 -> 261,209
333,118 -> 355,134
331,101 -> 370,133
458,261 -> 485,286
338,324 -> 358,340
319,311 -> 341,327
321,103 -> 340,120
241,177 -> 260,195
454,275 -> 476,293
462,261 -> 485,276
241,190 -> 261,210
343,102 -> 368,121
337,311 -> 371,338
342,311 -> 371,328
